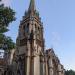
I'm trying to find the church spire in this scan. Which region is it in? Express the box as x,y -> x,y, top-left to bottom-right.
28,0 -> 35,13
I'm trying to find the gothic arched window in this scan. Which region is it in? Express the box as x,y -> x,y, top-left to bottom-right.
35,24 -> 37,33
24,23 -> 29,34
26,23 -> 29,33
37,27 -> 40,39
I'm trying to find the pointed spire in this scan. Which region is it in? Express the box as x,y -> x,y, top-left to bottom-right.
28,0 -> 35,13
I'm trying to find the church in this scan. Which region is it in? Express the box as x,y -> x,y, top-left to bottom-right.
0,0 -> 65,75
14,0 -> 65,75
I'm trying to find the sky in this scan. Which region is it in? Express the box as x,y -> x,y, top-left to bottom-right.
1,0 -> 75,70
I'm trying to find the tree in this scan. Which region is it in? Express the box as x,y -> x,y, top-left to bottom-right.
0,6 -> 15,30
65,70 -> 75,75
0,1 -> 16,51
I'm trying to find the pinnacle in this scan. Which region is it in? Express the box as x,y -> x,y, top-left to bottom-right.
28,0 -> 36,13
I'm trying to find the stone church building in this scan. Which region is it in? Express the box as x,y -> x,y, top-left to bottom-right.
0,0 -> 65,75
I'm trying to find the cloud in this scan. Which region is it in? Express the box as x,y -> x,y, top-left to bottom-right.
51,32 -> 61,47
1,0 -> 11,6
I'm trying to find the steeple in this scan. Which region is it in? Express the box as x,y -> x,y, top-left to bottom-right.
28,0 -> 35,13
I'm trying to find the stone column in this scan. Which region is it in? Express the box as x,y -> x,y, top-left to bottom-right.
45,58 -> 48,75
62,69 -> 65,75
26,40 -> 31,75
34,55 -> 40,75
58,64 -> 62,75
9,49 -> 15,65
60,65 -> 65,75
48,58 -> 54,75
43,58 -> 46,75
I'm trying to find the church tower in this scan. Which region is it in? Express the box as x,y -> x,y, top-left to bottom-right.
16,0 -> 45,75
15,0 -> 65,75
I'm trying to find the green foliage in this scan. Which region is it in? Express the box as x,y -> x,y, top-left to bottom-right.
0,2 -> 16,33
0,3 -> 16,51
0,33 -> 5,43
0,5 -> 16,33
0,26 -> 8,33
65,70 -> 75,75
4,37 -> 16,50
